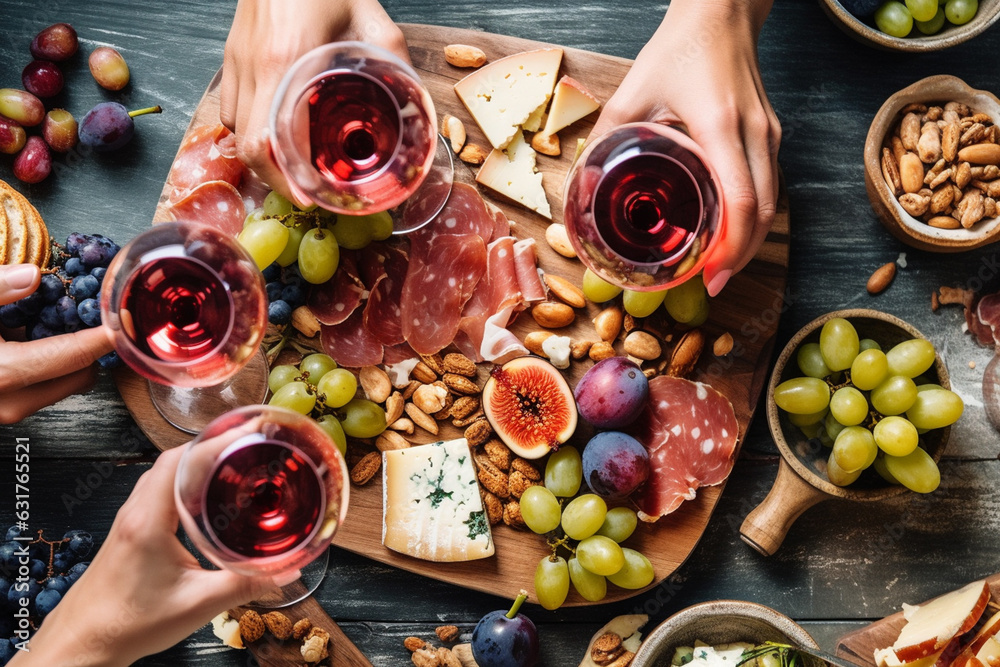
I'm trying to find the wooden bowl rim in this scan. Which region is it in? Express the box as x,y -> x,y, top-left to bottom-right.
864,74 -> 1000,251
819,0 -> 1000,52
766,308 -> 952,501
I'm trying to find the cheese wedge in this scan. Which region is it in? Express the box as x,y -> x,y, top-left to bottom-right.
540,75 -> 601,137
522,101 -> 547,133
454,48 -> 563,150
382,438 -> 494,562
476,131 -> 551,219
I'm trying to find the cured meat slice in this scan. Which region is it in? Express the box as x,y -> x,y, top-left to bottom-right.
401,233 -> 487,355
512,238 -> 545,303
364,244 -> 408,346
382,342 -> 419,365
411,182 -> 496,245
634,376 -> 740,521
165,181 -> 245,236
487,202 -> 511,242
977,293 -> 1000,346
966,294 -> 994,346
308,252 -> 364,326
238,167 -> 271,213
167,124 -> 243,192
320,309 -> 383,367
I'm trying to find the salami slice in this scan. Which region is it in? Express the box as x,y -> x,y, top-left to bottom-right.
487,202 -> 511,242
977,293 -> 1000,346
239,167 -> 271,213
308,252 -> 365,326
364,244 -> 408,346
382,342 -> 419,366
410,182 -> 497,245
165,181 -> 245,236
320,309 -> 383,367
634,376 -> 740,520
167,124 -> 243,192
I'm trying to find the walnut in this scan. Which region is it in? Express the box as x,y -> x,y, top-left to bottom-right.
437,646 -> 463,667
404,636 -> 428,652
262,611 -> 293,640
435,625 -> 461,642
292,618 -> 313,640
238,610 -> 265,643
411,647 -> 440,667
301,627 -> 330,663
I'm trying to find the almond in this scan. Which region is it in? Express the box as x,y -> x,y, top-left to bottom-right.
532,301 -> 575,328
444,115 -> 466,154
544,274 -> 586,308
589,341 -> 616,361
524,330 -> 555,356
667,329 -> 704,378
899,152 -> 925,193
530,131 -> 560,156
464,417 -> 493,446
291,305 -> 321,337
713,332 -> 734,357
350,452 -> 381,485
385,391 -> 405,425
623,331 -> 661,360
958,143 -> 1000,164
545,223 -> 576,258
450,395 -> 480,420
444,372 -> 480,395
359,365 -> 392,404
867,262 -> 897,295
444,44 -> 487,68
420,353 -> 446,375
376,430 -> 411,451
406,402 -> 439,435
404,637 -> 427,652
459,143 -> 489,165
593,305 -> 624,342
411,361 -> 438,384
443,352 -> 477,377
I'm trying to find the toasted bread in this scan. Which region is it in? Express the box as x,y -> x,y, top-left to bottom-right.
22,197 -> 49,268
0,195 -> 7,263
1,187 -> 29,265
0,179 -> 50,268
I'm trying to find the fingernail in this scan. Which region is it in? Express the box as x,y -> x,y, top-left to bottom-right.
706,270 -> 732,297
5,264 -> 38,290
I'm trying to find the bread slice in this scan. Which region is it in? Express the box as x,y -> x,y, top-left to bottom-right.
0,179 -> 49,268
0,186 -> 28,265
0,192 -> 7,264
21,196 -> 48,268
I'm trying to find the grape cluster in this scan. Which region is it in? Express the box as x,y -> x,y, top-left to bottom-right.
0,526 -> 94,664
262,263 -> 306,326
0,233 -> 122,367
869,0 -> 978,38
582,268 -> 710,326
267,353 -> 388,454
775,317 -> 963,492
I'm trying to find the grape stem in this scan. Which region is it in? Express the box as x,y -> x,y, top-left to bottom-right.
127,105 -> 163,118
506,590 -> 529,619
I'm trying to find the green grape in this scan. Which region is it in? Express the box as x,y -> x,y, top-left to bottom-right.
945,0 -> 978,25
916,6 -> 946,32
819,318 -> 860,372
623,288 -> 667,318
663,276 -> 707,324
906,0 -> 940,21
606,548 -> 655,590
830,387 -> 869,426
906,388 -> 964,429
873,416 -> 919,457
916,383 -> 945,393
263,191 -> 294,217
773,377 -> 831,415
268,364 -> 300,393
827,450 -> 862,486
317,368 -> 358,409
796,343 -> 833,379
582,269 -> 623,303
575,535 -> 625,576
873,454 -> 902,485
833,426 -> 877,474
316,415 -> 347,456
851,349 -> 889,391
818,428 -> 834,449
339,398 -> 387,438
568,556 -> 607,602
561,494 -> 607,540
686,297 -> 710,327
244,207 -> 267,229
545,446 -> 582,497
825,412 -> 847,442
268,381 -> 316,415
300,353 -> 338,386
884,448 -> 941,493
596,507 -> 638,543
800,422 -> 824,439
875,1 -> 914,36
534,556 -> 570,610
238,218 -> 290,270
331,214 -> 374,250
859,338 -> 883,352
520,486 -> 562,534
886,339 -> 936,378
788,408 -> 828,427
367,211 -> 394,241
276,217 -> 310,267
871,375 -> 918,416
298,228 -> 340,284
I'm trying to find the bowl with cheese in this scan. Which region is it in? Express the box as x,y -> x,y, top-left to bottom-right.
630,601 -> 822,667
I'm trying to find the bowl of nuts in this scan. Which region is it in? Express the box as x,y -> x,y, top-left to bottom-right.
820,1 -> 1000,52
865,75 -> 1000,252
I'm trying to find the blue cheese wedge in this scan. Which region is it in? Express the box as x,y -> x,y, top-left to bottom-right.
382,438 -> 494,562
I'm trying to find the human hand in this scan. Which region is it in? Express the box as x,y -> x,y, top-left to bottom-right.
9,446 -> 282,667
0,264 -> 113,424
590,0 -> 780,297
220,0 -> 409,205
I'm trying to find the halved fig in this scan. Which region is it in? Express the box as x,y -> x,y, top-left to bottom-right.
482,356 -> 577,459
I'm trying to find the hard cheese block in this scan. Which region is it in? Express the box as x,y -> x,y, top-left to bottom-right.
476,130 -> 552,219
541,75 -> 601,137
382,438 -> 495,562
454,48 -> 563,150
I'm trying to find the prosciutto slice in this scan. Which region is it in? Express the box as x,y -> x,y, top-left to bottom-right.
320,309 -> 383,367
513,238 -> 545,303
167,124 -> 243,194
165,181 -> 245,236
308,252 -> 365,326
634,376 -> 739,521
363,244 -> 408,346
977,293 -> 1000,345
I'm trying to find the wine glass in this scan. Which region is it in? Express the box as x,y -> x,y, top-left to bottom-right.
270,41 -> 453,234
563,123 -> 727,291
175,405 -> 349,608
100,221 -> 269,433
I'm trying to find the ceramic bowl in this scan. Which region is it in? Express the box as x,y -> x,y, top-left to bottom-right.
631,600 -> 822,667
865,75 -> 1000,252
819,0 -> 1000,52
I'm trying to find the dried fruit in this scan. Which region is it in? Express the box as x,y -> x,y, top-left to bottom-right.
262,611 -> 293,640
238,610 -> 265,643
444,44 -> 487,68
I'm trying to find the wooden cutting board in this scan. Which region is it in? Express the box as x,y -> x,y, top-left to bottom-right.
118,22 -> 791,616
836,573 -> 1000,666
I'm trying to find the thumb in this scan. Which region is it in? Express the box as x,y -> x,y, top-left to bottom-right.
0,264 -> 41,306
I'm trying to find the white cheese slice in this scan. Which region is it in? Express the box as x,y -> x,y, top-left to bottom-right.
540,75 -> 601,137
978,638 -> 1000,666
382,438 -> 494,562
476,130 -> 551,219
522,100 -> 547,132
454,48 -> 563,150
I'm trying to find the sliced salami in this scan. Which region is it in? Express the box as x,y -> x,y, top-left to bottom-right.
364,244 -> 408,346
977,293 -> 1000,346
165,181 -> 245,236
487,202 -> 511,242
167,124 -> 243,193
382,341 -> 419,366
238,167 -> 271,213
633,376 -> 740,521
320,309 -> 383,367
308,252 -> 365,326
411,182 -> 497,244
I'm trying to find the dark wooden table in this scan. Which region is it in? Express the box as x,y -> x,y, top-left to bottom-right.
2,1 -> 999,664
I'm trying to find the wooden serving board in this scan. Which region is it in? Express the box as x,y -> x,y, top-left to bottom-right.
836,574 -> 1000,666
119,22 -> 790,613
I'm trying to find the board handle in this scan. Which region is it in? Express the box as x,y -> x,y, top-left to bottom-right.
740,457 -> 829,556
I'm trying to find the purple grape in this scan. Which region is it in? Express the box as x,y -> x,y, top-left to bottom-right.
0,116 -> 26,155
66,233 -> 96,256
574,357 -> 649,428
77,298 -> 101,327
471,593 -> 539,667
22,61 -> 64,99
266,281 -> 282,302
78,102 -> 160,152
63,257 -> 85,276
0,304 -> 27,329
582,431 -> 650,499
56,296 -> 80,328
39,273 -> 65,302
39,304 -> 62,329
268,300 -> 292,325
69,275 -> 99,300
30,23 -> 79,62
15,292 -> 43,316
78,242 -> 113,268
13,136 -> 51,184
34,589 -> 61,617
29,323 -> 57,340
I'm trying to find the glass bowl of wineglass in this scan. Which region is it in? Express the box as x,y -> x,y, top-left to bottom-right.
175,405 -> 350,607
269,41 -> 453,234
563,122 -> 726,291
101,221 -> 269,433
